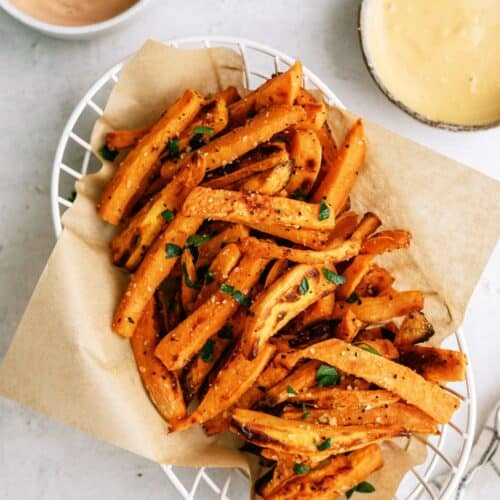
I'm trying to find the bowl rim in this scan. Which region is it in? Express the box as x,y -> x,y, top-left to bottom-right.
358,0 -> 500,132
0,0 -> 152,35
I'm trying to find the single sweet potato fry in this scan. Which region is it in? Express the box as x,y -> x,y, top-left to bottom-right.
285,129 -> 322,196
299,339 -> 460,423
336,255 -> 374,300
361,230 -> 412,255
398,345 -> 467,382
333,291 -> 424,323
335,309 -> 364,342
238,161 -> 293,195
241,264 -> 337,359
183,187 -> 336,231
239,237 -> 359,264
99,89 -> 204,224
106,126 -> 150,151
113,214 -> 203,338
355,264 -> 395,297
292,293 -> 335,331
130,299 -> 186,423
180,249 -> 198,313
250,224 -> 330,250
394,311 -> 435,345
353,339 -> 399,360
311,120 -> 367,215
155,255 -> 268,370
229,61 -> 303,125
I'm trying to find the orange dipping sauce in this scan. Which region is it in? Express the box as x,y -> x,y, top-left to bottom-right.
10,0 -> 139,26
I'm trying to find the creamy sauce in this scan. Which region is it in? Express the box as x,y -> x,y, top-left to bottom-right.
365,0 -> 500,126
10,0 -> 139,26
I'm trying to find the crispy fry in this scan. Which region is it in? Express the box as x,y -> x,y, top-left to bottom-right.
328,210 -> 358,243
361,229 -> 412,255
241,264 -> 337,359
203,143 -> 289,189
285,129 -> 322,196
298,103 -> 328,131
130,299 -> 186,423
177,344 -> 276,429
113,214 -> 203,337
311,120 -> 367,215
292,293 -> 335,331
282,402 -> 438,433
300,339 -> 460,423
215,86 -> 241,105
263,360 -> 322,406
229,61 -> 303,125
240,237 -> 359,264
231,408 -> 402,457
335,309 -> 364,342
192,243 -> 242,309
99,89 -> 204,224
155,255 -> 268,370
395,311 -> 435,345
336,255 -> 374,300
349,212 -> 382,244
195,223 -> 250,269
355,265 -> 395,297
238,161 -> 293,195
110,153 -> 206,270
106,126 -> 150,151
355,322 -> 398,342
181,249 -> 198,313
183,187 -> 336,231
250,224 -> 330,250
161,105 -> 306,177
288,388 -> 399,408
333,291 -> 424,323
398,345 -> 467,382
269,445 -> 383,500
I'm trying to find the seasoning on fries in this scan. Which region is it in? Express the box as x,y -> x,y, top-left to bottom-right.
96,62 -> 466,498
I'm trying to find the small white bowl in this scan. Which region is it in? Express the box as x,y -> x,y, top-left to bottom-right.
0,0 -> 153,39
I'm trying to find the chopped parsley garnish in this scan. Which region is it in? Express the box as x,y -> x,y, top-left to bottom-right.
182,262 -> 198,289
219,284 -> 252,307
316,364 -> 341,387
322,268 -> 346,285
287,385 -> 298,395
354,342 -> 381,356
315,437 -> 331,451
218,325 -> 233,339
291,188 -> 306,200
165,243 -> 182,258
99,144 -> 118,161
346,292 -> 362,304
133,234 -> 142,247
318,199 -> 330,221
167,138 -> 180,158
186,233 -> 212,247
346,481 -> 376,498
161,209 -> 175,222
200,339 -> 215,363
293,463 -> 310,475
299,277 -> 309,295
193,126 -> 214,135
301,403 -> 311,419
205,92 -> 213,99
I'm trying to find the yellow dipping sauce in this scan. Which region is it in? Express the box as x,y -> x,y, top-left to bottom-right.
364,0 -> 500,126
10,0 -> 139,26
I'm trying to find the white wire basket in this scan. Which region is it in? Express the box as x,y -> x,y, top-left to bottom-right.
50,36 -> 476,500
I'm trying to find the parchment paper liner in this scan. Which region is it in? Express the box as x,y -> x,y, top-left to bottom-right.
1,40 -> 499,498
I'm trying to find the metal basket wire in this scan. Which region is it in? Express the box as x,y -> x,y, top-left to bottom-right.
50,36 -> 476,500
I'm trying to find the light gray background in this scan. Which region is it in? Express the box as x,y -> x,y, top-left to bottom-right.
0,1 -> 499,498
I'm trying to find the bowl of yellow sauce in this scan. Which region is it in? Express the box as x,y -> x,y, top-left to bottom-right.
359,0 -> 500,130
0,0 -> 152,39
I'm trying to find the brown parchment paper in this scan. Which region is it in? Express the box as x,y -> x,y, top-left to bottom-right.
1,40 -> 499,497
